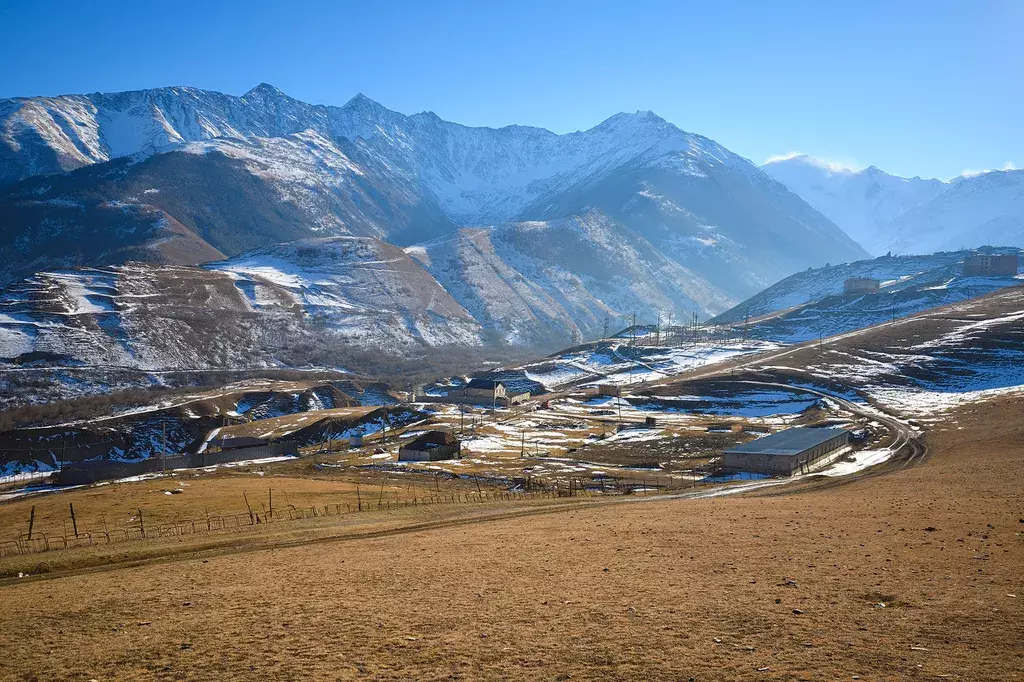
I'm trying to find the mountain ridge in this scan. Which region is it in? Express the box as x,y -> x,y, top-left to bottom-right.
0,84 -> 868,335
762,155 -> 1024,256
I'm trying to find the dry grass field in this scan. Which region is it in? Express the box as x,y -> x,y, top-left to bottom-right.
0,391 -> 1020,680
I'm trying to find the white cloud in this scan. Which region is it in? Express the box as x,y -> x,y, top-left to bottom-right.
763,151 -> 863,173
958,161 -> 1017,179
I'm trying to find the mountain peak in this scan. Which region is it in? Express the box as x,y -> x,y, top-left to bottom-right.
592,109 -> 674,136
243,82 -> 288,99
344,92 -> 383,108
763,154 -> 855,175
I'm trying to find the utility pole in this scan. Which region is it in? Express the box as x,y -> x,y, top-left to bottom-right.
602,314 -> 610,340
655,311 -> 661,346
161,421 -> 167,472
631,311 -> 637,346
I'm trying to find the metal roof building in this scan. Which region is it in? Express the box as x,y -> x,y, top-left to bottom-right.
722,427 -> 850,476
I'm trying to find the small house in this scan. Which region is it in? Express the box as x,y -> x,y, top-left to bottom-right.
843,277 -> 880,295
464,378 -> 530,406
963,254 -> 1019,277
398,431 -> 461,462
465,378 -> 507,404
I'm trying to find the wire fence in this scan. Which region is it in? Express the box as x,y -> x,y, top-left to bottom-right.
0,487 -> 566,559
0,473 -> 715,560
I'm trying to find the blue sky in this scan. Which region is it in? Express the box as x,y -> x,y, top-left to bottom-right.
0,0 -> 1019,180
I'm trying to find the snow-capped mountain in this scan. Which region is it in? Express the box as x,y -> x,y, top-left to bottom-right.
0,84 -> 867,326
884,170 -> 1024,255
761,155 -> 947,255
0,237 -> 483,378
207,236 -> 482,348
0,84 -> 339,185
407,210 -> 732,346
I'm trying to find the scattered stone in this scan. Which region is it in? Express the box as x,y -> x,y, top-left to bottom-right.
909,646 -> 930,652
136,621 -> 152,626
924,527 -> 937,532
792,608 -> 805,615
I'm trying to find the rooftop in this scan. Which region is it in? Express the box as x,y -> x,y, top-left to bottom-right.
466,378 -> 505,390
724,427 -> 849,457
403,430 -> 459,451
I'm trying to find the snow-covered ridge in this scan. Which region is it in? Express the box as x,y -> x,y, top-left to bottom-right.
762,155 -> 947,254
0,83 -> 868,321
1,84 -> 753,222
0,238 -> 484,379
712,247 -> 1023,325
763,155 -> 1024,256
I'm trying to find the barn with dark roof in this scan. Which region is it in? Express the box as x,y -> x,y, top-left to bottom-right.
721,427 -> 850,476
398,430 -> 461,462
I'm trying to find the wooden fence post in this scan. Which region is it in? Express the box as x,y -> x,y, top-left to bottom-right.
243,493 -> 254,524
69,502 -> 79,537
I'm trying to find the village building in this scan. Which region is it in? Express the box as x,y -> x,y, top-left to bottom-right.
465,378 -> 507,403
464,378 -> 531,406
721,427 -> 850,476
963,254 -> 1019,277
843,277 -> 880,295
398,430 -> 461,462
